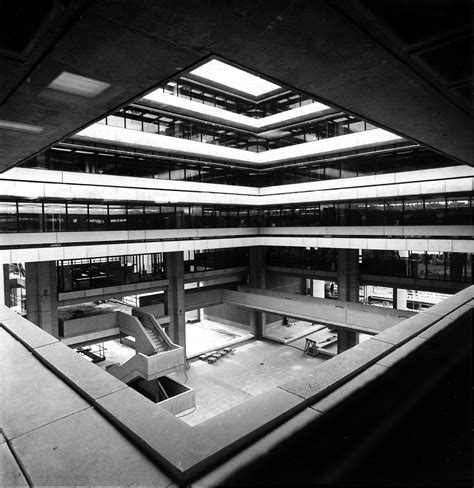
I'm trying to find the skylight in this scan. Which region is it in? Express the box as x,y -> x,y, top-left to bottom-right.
189,59 -> 280,97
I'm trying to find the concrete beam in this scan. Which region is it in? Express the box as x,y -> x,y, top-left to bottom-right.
221,287 -> 415,335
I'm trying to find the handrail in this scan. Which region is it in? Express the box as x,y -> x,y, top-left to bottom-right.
132,308 -> 177,350
116,312 -> 155,355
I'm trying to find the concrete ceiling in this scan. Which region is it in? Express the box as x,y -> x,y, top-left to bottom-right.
0,0 -> 472,174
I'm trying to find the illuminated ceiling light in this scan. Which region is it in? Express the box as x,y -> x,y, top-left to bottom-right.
0,120 -> 43,133
190,59 -> 280,97
47,71 -> 111,98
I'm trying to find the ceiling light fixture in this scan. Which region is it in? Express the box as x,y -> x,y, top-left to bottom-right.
47,71 -> 111,98
0,120 -> 44,133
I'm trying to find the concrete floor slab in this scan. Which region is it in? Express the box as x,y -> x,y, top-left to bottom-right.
193,407 -> 321,487
279,339 -> 393,401
95,386 -> 190,476
0,329 -> 90,439
0,436 -> 28,487
376,337 -> 427,369
311,363 -> 388,413
11,407 -> 172,487
186,319 -> 253,358
264,320 -> 326,343
174,339 -> 327,426
33,341 -> 129,401
1,314 -> 58,349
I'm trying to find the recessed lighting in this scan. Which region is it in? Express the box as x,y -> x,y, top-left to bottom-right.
190,59 -> 280,97
0,120 -> 44,133
48,71 -> 111,98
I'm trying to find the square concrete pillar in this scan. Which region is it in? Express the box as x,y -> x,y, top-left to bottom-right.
337,249 -> 359,352
337,249 -> 360,303
337,329 -> 358,354
25,261 -> 59,337
248,247 -> 266,338
165,251 -> 186,353
0,263 -> 11,307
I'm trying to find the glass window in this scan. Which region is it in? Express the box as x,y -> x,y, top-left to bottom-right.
160,205 -> 175,229
404,198 -> 423,226
447,253 -> 468,282
189,206 -> 202,228
72,258 -> 91,290
0,202 -> 17,232
202,206 -> 215,228
320,203 -> 335,226
57,260 -> 73,292
43,203 -> 66,232
447,196 -> 471,225
336,203 -> 350,226
426,253 -> 445,280
127,204 -> 145,230
350,202 -> 366,225
18,202 -> 43,232
88,204 -> 108,231
385,200 -> 403,226
238,207 -> 249,227
228,207 -> 239,227
424,197 -> 446,225
366,201 -> 385,226
67,203 -> 88,232
109,205 -> 127,231
409,252 -> 426,278
304,205 -> 320,226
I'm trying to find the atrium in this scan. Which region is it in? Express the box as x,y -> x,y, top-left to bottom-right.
0,1 -> 472,487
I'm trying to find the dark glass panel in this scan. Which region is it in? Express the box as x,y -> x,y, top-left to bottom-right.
404,198 -> 424,226
424,197 -> 446,225
446,196 -> 471,225
366,201 -> 385,226
385,200 -> 403,226
43,203 -> 66,232
0,202 -> 17,232
426,253 -> 445,280
109,205 -> 127,231
18,202 -> 43,232
127,204 -> 145,230
67,203 -> 88,232
88,204 -> 108,231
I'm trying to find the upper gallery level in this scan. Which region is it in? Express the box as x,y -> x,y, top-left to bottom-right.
13,57 -> 424,182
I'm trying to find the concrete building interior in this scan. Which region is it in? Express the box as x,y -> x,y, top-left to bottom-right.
1,1 -> 472,486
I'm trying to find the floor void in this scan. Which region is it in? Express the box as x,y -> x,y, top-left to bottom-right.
171,325 -> 335,426
86,320 -> 335,426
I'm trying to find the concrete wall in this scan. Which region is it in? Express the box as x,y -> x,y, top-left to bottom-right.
138,302 -> 165,317
264,272 -> 306,327
60,312 -> 119,338
203,302 -> 253,331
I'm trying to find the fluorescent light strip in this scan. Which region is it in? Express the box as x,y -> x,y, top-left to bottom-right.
190,59 -> 280,97
0,120 -> 44,133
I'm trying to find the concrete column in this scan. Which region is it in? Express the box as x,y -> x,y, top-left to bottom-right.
337,249 -> 360,303
165,251 -> 186,352
337,329 -> 358,354
25,261 -> 58,337
312,279 -> 325,298
0,264 -> 11,307
337,249 -> 359,352
248,246 -> 266,339
396,288 -> 408,310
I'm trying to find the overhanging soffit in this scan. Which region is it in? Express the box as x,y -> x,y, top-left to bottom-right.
0,0 -> 472,174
